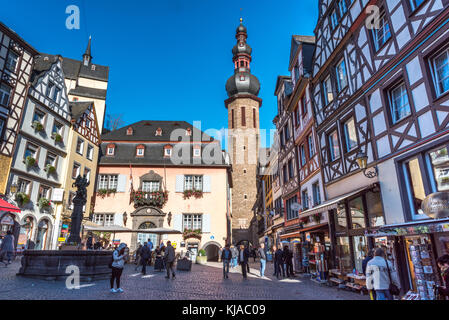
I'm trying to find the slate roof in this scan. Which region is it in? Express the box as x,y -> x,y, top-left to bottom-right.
0,21 -> 39,55
289,35 -> 316,72
101,120 -> 214,142
30,54 -> 60,86
69,101 -> 93,122
61,57 -> 109,82
69,86 -> 108,100
100,120 -> 226,167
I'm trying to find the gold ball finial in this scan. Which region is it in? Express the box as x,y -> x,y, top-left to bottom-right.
240,17 -> 243,23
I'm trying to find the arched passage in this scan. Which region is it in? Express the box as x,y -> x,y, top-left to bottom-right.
202,241 -> 222,262
137,222 -> 158,247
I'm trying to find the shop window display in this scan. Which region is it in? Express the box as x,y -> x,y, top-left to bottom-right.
336,237 -> 352,273
405,235 -> 440,300
366,191 -> 385,227
349,197 -> 365,229
334,205 -> 348,234
352,236 -> 367,274
428,146 -> 449,191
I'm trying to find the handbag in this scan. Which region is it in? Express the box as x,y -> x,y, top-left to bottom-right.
385,258 -> 400,296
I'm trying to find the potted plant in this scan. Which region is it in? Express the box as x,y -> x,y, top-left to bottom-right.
52,132 -> 63,143
312,212 -> 322,223
183,189 -> 194,199
45,164 -> 56,174
32,120 -> 44,132
15,192 -> 30,207
97,189 -> 108,199
193,190 -> 203,199
38,197 -> 52,210
25,156 -> 36,168
300,216 -> 310,224
196,249 -> 207,265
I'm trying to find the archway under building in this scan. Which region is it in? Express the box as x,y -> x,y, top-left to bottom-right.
202,241 -> 222,262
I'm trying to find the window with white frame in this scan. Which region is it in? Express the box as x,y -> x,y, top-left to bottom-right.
87,144 -> 94,160
98,174 -> 118,190
343,117 -> 358,152
193,147 -> 201,157
312,182 -> 321,206
72,162 -> 81,179
302,190 -> 309,210
142,181 -> 160,192
336,59 -> 348,92
136,146 -> 144,156
389,83 -> 411,124
104,214 -> 114,226
6,51 -> 19,72
329,130 -> 341,161
0,84 -> 11,108
93,214 -> 104,226
164,147 -> 172,157
76,138 -> 84,155
371,12 -> 391,52
184,175 -> 203,190
24,143 -> 38,160
68,191 -> 76,210
183,214 -> 202,231
308,134 -> 315,158
106,145 -> 115,156
300,144 -> 306,167
46,82 -> 55,98
17,178 -> 31,194
322,76 -> 334,105
38,184 -> 51,200
52,86 -> 61,102
45,152 -> 56,167
432,49 -> 449,97
84,167 -> 91,182
52,121 -> 63,135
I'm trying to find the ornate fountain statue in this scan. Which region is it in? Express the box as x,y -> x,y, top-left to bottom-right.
66,175 -> 90,245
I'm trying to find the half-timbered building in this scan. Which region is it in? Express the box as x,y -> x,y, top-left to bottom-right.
50,101 -> 101,248
311,0 -> 449,297
0,22 -> 38,199
7,54 -> 71,250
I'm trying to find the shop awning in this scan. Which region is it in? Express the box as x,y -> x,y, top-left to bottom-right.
83,224 -> 182,235
280,223 -> 329,239
297,184 -> 376,218
365,218 -> 449,237
0,199 -> 21,213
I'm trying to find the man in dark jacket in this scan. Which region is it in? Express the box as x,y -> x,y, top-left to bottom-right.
140,242 -> 151,275
221,244 -> 232,279
274,246 -> 285,278
164,241 -> 176,279
362,249 -> 375,275
284,246 -> 294,277
238,244 -> 250,279
0,231 -> 15,266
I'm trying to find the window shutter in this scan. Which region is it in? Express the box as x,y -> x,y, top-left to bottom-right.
173,214 -> 183,232
175,175 -> 184,192
203,175 -> 211,193
202,214 -> 211,233
116,175 -> 127,192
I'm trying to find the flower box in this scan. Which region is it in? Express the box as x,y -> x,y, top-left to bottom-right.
183,228 -> 202,240
15,192 -> 30,207
45,164 -> 56,174
25,156 -> 36,168
97,188 -> 116,199
312,212 -> 322,223
52,132 -> 63,143
132,190 -> 168,209
32,121 -> 44,132
38,197 -> 52,210
183,189 -> 203,200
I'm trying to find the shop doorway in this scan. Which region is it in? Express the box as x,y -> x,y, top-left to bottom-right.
187,243 -> 199,262
137,222 -> 158,247
20,216 -> 34,249
35,219 -> 50,250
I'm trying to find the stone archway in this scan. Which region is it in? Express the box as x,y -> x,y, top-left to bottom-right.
130,206 -> 166,252
202,241 -> 222,262
35,218 -> 52,250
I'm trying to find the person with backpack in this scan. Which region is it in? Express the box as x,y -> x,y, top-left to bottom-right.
221,244 -> 232,279
365,248 -> 401,300
110,243 -> 127,293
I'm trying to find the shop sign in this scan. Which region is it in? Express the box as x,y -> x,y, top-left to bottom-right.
377,223 -> 449,236
172,241 -> 177,249
51,189 -> 64,202
58,237 -> 66,242
291,203 -> 301,211
1,215 -> 14,225
112,240 -> 120,245
421,192 -> 449,219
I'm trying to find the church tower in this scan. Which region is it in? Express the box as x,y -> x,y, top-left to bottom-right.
225,19 -> 262,246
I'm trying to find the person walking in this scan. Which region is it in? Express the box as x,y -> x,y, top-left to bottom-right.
110,243 -> 127,293
437,254 -> 449,299
86,234 -> 93,250
274,246 -> 285,278
134,244 -> 143,271
238,244 -> 250,279
0,231 -> 15,266
362,248 -> 376,300
284,246 -> 294,277
140,242 -> 151,275
365,248 -> 401,300
230,245 -> 238,268
258,243 -> 267,278
221,244 -> 232,279
164,241 -> 176,279
147,239 -> 153,266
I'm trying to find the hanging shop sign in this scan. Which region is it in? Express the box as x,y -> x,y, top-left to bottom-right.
1,215 -> 14,225
421,192 -> 449,219
51,188 -> 65,202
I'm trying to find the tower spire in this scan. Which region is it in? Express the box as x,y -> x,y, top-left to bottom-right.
83,36 -> 92,66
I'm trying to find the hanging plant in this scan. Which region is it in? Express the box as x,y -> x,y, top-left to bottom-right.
300,216 -> 310,224
38,197 -> 52,210
32,121 -> 44,132
52,132 -> 63,143
15,192 -> 30,207
45,164 -> 56,174
133,190 -> 168,208
183,189 -> 203,199
25,156 -> 36,168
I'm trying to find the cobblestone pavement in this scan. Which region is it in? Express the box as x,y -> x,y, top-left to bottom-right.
0,259 -> 368,300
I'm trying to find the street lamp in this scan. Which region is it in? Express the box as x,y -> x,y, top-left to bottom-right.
355,149 -> 378,178
10,182 -> 18,194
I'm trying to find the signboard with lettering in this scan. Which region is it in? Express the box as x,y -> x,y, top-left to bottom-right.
1,215 -> 14,225
58,237 -> 66,242
421,192 -> 449,219
51,188 -> 64,202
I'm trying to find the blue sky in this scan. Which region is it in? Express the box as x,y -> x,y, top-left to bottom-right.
1,0 -> 318,148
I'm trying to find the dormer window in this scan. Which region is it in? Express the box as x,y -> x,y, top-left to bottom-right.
91,64 -> 96,71
136,145 -> 145,157
186,128 -> 192,136
193,145 -> 201,157
127,127 -> 133,135
106,143 -> 115,156
156,128 -> 162,136
164,145 -> 172,157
